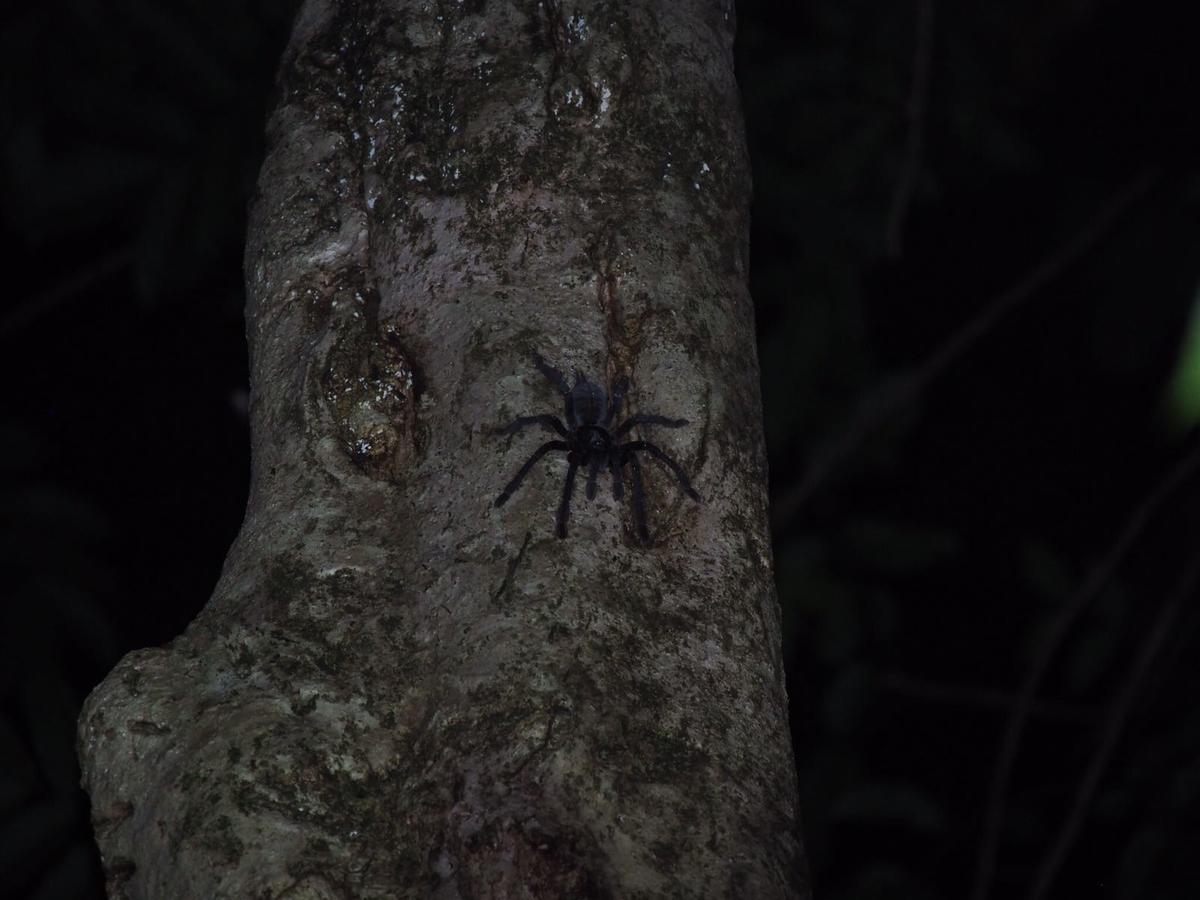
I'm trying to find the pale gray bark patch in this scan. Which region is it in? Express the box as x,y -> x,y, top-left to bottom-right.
78,0 -> 808,897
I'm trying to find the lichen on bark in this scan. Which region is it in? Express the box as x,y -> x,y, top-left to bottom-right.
78,1 -> 808,897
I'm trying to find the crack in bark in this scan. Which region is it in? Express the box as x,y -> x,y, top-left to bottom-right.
540,0 -> 570,122
693,381 -> 713,481
589,229 -> 631,385
507,711 -> 558,777
491,530 -> 532,606
312,2 -> 425,481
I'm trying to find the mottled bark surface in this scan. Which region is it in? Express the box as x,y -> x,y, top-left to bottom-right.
77,1 -> 807,896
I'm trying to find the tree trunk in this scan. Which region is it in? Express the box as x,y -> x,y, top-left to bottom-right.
77,1 -> 807,896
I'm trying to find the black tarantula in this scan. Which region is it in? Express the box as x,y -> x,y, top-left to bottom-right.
494,352 -> 701,543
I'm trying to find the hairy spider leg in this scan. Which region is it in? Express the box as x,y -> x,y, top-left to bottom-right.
626,451 -> 650,543
614,413 -> 689,437
585,454 -> 603,499
609,452 -> 625,501
532,352 -> 574,423
605,375 -> 630,427
498,414 -> 568,437
495,440 -> 571,506
621,440 -> 702,501
533,352 -> 571,395
556,458 -> 580,538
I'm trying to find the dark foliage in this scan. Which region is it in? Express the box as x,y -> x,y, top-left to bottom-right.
2,0 -> 1199,897
739,1 -> 1200,897
0,2 -> 295,896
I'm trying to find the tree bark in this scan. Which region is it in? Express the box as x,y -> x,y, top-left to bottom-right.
77,1 -> 807,896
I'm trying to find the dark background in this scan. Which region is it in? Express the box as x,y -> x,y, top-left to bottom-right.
2,1 -> 1199,897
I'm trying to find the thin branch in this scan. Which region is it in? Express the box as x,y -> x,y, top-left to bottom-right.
885,0 -> 935,259
0,245 -> 136,341
970,438 -> 1200,900
1028,558 -> 1200,900
878,671 -> 1094,723
772,170 -> 1159,525
915,171 -> 1155,382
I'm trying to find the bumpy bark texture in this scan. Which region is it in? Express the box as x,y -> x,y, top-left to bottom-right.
77,1 -> 807,896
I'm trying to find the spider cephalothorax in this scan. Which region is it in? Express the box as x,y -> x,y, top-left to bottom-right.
493,352 -> 700,543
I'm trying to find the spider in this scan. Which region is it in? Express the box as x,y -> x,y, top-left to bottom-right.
493,352 -> 701,543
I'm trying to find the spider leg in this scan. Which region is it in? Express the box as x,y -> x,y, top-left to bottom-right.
556,458 -> 580,538
626,451 -> 650,544
609,451 -> 625,501
532,352 -> 575,422
495,440 -> 571,506
621,440 -> 702,501
585,454 -> 602,500
605,375 -> 630,427
494,414 -> 568,437
532,351 -> 571,396
614,413 -> 689,438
